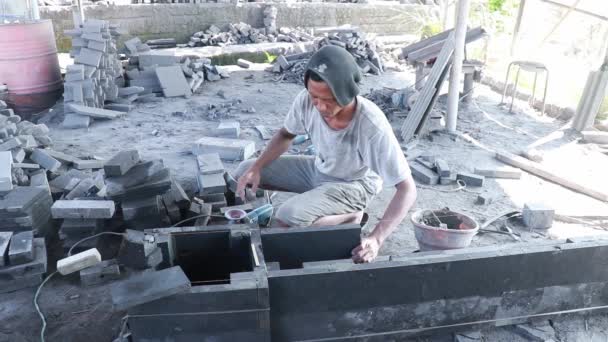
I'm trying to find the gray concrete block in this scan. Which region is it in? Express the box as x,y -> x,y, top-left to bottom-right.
0,137 -> 22,151
0,232 -> 13,267
13,163 -> 39,170
104,149 -> 140,176
197,172 -> 227,195
0,238 -> 46,279
474,166 -> 522,179
196,153 -> 224,175
10,148 -> 25,163
475,194 -> 494,205
138,53 -> 179,67
110,265 -> 191,311
435,159 -> 451,177
510,322 -> 556,342
8,231 -> 34,265
29,169 -> 49,188
87,40 -> 107,52
51,200 -> 116,219
75,48 -> 103,67
67,103 -> 123,119
104,103 -> 134,112
122,196 -> 161,221
17,135 -> 37,149
42,149 -> 81,165
155,65 -> 192,98
456,172 -> 485,187
80,259 -> 121,286
410,161 -> 438,185
192,136 -> 256,161
65,178 -> 97,200
0,151 -> 12,191
73,159 -> 105,170
237,59 -> 252,68
30,149 -> 62,172
169,179 -> 190,210
118,86 -> 145,96
522,203 -> 554,230
104,159 -> 165,189
63,113 -> 91,129
216,121 -> 240,138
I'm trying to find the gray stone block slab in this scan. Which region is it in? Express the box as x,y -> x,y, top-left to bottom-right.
75,48 -> 103,67
435,159 -> 451,177
0,137 -> 21,151
110,265 -> 191,311
197,172 -> 227,195
11,148 -> 25,163
62,113 -> 91,129
104,149 -> 140,176
522,203 -> 554,230
0,232 -> 12,267
8,231 -> 34,265
65,178 -> 97,200
42,149 -> 82,165
0,151 -> 12,191
51,200 -> 116,219
410,161 -> 439,185
474,166 -> 522,179
105,159 -> 165,189
193,137 -> 256,161
155,65 -> 192,98
196,153 -> 224,175
0,238 -> 47,279
216,121 -> 241,138
138,53 -> 179,68
117,86 -> 145,96
67,103 -> 123,119
456,172 -> 485,187
73,159 -> 105,170
30,149 -> 62,172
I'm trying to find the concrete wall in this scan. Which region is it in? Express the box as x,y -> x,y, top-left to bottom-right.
40,3 -> 431,52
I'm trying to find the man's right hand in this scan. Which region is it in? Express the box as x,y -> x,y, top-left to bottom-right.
236,167 -> 261,201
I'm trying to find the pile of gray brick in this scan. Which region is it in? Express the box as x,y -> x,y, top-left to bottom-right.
194,152 -> 228,212
409,154 -> 484,188
62,19 -> 127,129
184,20 -> 313,48
273,27 -> 384,83
124,37 -> 227,97
101,150 -> 190,229
0,232 -> 47,294
0,187 -> 54,236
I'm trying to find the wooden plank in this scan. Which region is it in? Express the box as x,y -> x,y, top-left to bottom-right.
495,151 -> 608,202
401,28 -> 453,58
400,32 -> 455,141
406,27 -> 486,63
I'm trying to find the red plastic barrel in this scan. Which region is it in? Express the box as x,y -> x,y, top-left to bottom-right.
0,20 -> 63,118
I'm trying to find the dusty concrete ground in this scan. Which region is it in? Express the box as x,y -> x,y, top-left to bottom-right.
2,63 -> 608,341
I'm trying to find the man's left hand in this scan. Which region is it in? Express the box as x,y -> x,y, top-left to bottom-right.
351,236 -> 380,263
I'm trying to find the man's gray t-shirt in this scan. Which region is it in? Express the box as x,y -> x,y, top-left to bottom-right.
283,89 -> 411,195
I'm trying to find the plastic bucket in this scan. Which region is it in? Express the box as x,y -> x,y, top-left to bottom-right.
410,209 -> 479,251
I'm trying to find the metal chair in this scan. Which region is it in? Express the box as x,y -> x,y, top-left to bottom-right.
501,61 -> 549,115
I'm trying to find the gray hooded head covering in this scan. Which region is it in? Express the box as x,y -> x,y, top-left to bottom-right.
304,45 -> 362,107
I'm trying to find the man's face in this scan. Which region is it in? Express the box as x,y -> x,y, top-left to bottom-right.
307,79 -> 343,118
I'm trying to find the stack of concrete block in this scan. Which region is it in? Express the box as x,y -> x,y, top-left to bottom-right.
102,151 -> 175,229
316,29 -> 383,75
51,199 -> 116,252
124,44 -> 225,97
409,155 -> 459,186
0,232 -> 48,294
62,19 -> 125,129
145,38 -> 177,50
274,28 -> 383,83
185,22 -> 313,48
194,152 -> 228,212
0,187 -> 54,236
